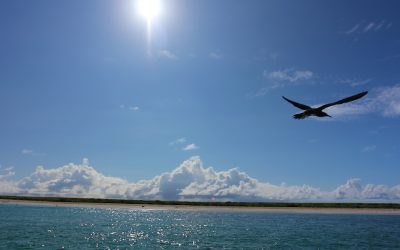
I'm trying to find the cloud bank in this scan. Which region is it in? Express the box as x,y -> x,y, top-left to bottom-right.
1,157 -> 399,202
0,166 -> 18,194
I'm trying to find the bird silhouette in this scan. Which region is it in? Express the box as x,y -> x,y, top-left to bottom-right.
282,91 -> 368,119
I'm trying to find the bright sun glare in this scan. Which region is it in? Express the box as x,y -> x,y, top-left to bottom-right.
137,0 -> 161,20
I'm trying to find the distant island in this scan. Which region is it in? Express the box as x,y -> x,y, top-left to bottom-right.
1,195 -> 399,209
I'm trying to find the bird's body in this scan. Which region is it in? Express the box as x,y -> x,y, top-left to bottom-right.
292,109 -> 330,119
282,91 -> 368,119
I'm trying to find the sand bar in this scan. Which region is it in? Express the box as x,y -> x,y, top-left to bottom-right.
1,199 -> 400,215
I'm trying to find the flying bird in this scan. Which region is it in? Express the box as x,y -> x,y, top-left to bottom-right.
282,91 -> 368,119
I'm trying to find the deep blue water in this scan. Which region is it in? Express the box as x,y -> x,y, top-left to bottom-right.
1,204 -> 400,249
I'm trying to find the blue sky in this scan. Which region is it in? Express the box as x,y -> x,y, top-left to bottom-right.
1,0 -> 400,201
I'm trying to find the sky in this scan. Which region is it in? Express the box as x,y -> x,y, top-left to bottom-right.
1,0 -> 400,202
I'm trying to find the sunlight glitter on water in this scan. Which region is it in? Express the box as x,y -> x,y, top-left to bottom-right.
1,205 -> 400,249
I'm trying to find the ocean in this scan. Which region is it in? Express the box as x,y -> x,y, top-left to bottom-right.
1,204 -> 400,249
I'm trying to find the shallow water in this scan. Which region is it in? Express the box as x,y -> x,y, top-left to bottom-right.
1,204 -> 400,249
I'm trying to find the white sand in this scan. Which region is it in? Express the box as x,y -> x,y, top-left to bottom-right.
1,199 -> 400,215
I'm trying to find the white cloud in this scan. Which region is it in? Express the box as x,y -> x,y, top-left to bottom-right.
345,20 -> 390,35
129,106 -> 140,111
188,53 -> 197,58
169,137 -> 187,146
0,166 -> 15,179
269,52 -> 279,61
334,179 -> 400,201
363,22 -> 375,32
324,102 -> 372,118
158,50 -> 178,60
381,53 -> 400,62
182,143 -> 199,151
254,87 -> 269,97
0,166 -> 18,194
345,24 -> 360,34
16,159 -> 136,198
253,49 -> 277,62
375,85 -> 400,117
266,69 -> 313,83
339,78 -> 371,87
209,52 -> 223,60
325,84 -> 400,119
362,145 -> 377,152
252,69 -> 314,96
21,149 -> 45,156
170,138 -> 199,152
246,87 -> 269,98
0,157 -> 399,202
22,149 -> 33,155
374,20 -> 386,31
120,105 -> 140,112
334,178 -> 363,200
308,138 -> 319,144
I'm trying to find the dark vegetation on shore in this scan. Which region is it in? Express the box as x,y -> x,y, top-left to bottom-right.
1,196 -> 399,209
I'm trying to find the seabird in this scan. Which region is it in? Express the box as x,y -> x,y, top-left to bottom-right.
282,91 -> 368,119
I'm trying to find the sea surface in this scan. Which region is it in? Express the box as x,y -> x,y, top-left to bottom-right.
1,204 -> 400,249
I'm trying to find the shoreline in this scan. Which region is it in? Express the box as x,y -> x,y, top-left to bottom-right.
1,199 -> 400,215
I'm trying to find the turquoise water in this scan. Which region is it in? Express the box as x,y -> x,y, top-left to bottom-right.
1,204 -> 400,249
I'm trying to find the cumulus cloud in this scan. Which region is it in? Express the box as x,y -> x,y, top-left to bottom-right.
0,166 -> 15,180
182,143 -> 199,151
325,85 -> 400,119
334,179 -> 400,201
158,50 -> 178,60
0,166 -> 18,194
0,157 -> 399,202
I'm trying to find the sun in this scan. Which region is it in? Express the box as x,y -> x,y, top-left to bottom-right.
136,0 -> 162,56
137,0 -> 161,21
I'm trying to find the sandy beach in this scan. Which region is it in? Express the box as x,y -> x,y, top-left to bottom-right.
1,199 -> 399,215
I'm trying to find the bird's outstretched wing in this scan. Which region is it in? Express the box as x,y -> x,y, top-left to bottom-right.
282,96 -> 311,110
318,91 -> 368,110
